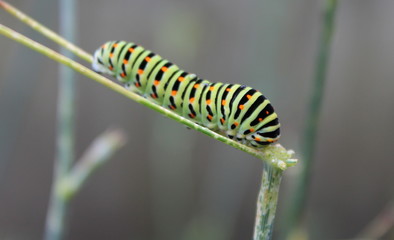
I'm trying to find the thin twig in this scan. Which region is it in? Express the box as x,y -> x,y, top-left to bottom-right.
44,128 -> 126,240
253,163 -> 283,240
44,1 -> 77,239
0,0 -> 92,62
58,129 -> 127,201
281,0 -> 338,238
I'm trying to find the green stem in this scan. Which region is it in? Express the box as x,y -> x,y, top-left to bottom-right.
58,129 -> 127,201
0,1 -> 91,62
44,129 -> 126,239
253,163 -> 283,240
282,0 -> 338,238
0,22 -> 297,170
44,0 -> 77,239
253,164 -> 283,240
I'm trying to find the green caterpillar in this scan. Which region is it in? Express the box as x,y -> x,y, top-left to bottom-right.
92,41 -> 280,147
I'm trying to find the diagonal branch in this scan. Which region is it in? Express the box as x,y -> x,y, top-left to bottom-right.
0,0 -> 92,62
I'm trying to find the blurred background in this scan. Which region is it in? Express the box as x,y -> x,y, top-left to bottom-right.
0,0 -> 393,239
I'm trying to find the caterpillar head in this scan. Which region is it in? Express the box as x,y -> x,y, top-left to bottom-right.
92,46 -> 114,75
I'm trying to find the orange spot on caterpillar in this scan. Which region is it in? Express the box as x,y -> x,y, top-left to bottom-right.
239,105 -> 244,110
154,80 -> 160,86
194,84 -> 200,89
113,43 -> 118,47
234,122 -> 239,126
267,139 -> 274,143
189,113 -> 196,118
178,76 -> 185,82
145,56 -> 151,62
161,66 -> 168,72
258,118 -> 263,122
189,97 -> 195,103
109,53 -> 114,58
255,137 -> 261,142
266,111 -> 270,114
206,99 -> 211,105
120,72 -> 126,78
220,118 -> 225,124
221,100 -> 226,106
246,94 -> 252,99
226,88 -> 231,92
108,66 -> 113,70
128,48 -> 134,52
249,128 -> 255,133
138,69 -> 144,75
209,86 -> 215,91
123,59 -> 128,64
207,115 -> 213,120
169,105 -> 176,110
151,93 -> 158,99
171,90 -> 177,96
135,82 -> 141,87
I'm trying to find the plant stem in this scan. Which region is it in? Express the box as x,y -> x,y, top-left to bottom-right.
253,163 -> 283,240
0,1 -> 91,62
43,128 -> 126,239
282,0 -> 338,238
58,129 -> 127,201
44,0 -> 77,239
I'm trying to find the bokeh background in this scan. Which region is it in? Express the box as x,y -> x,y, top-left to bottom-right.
0,0 -> 393,239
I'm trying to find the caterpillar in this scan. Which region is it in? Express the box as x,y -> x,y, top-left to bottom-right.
92,41 -> 280,147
